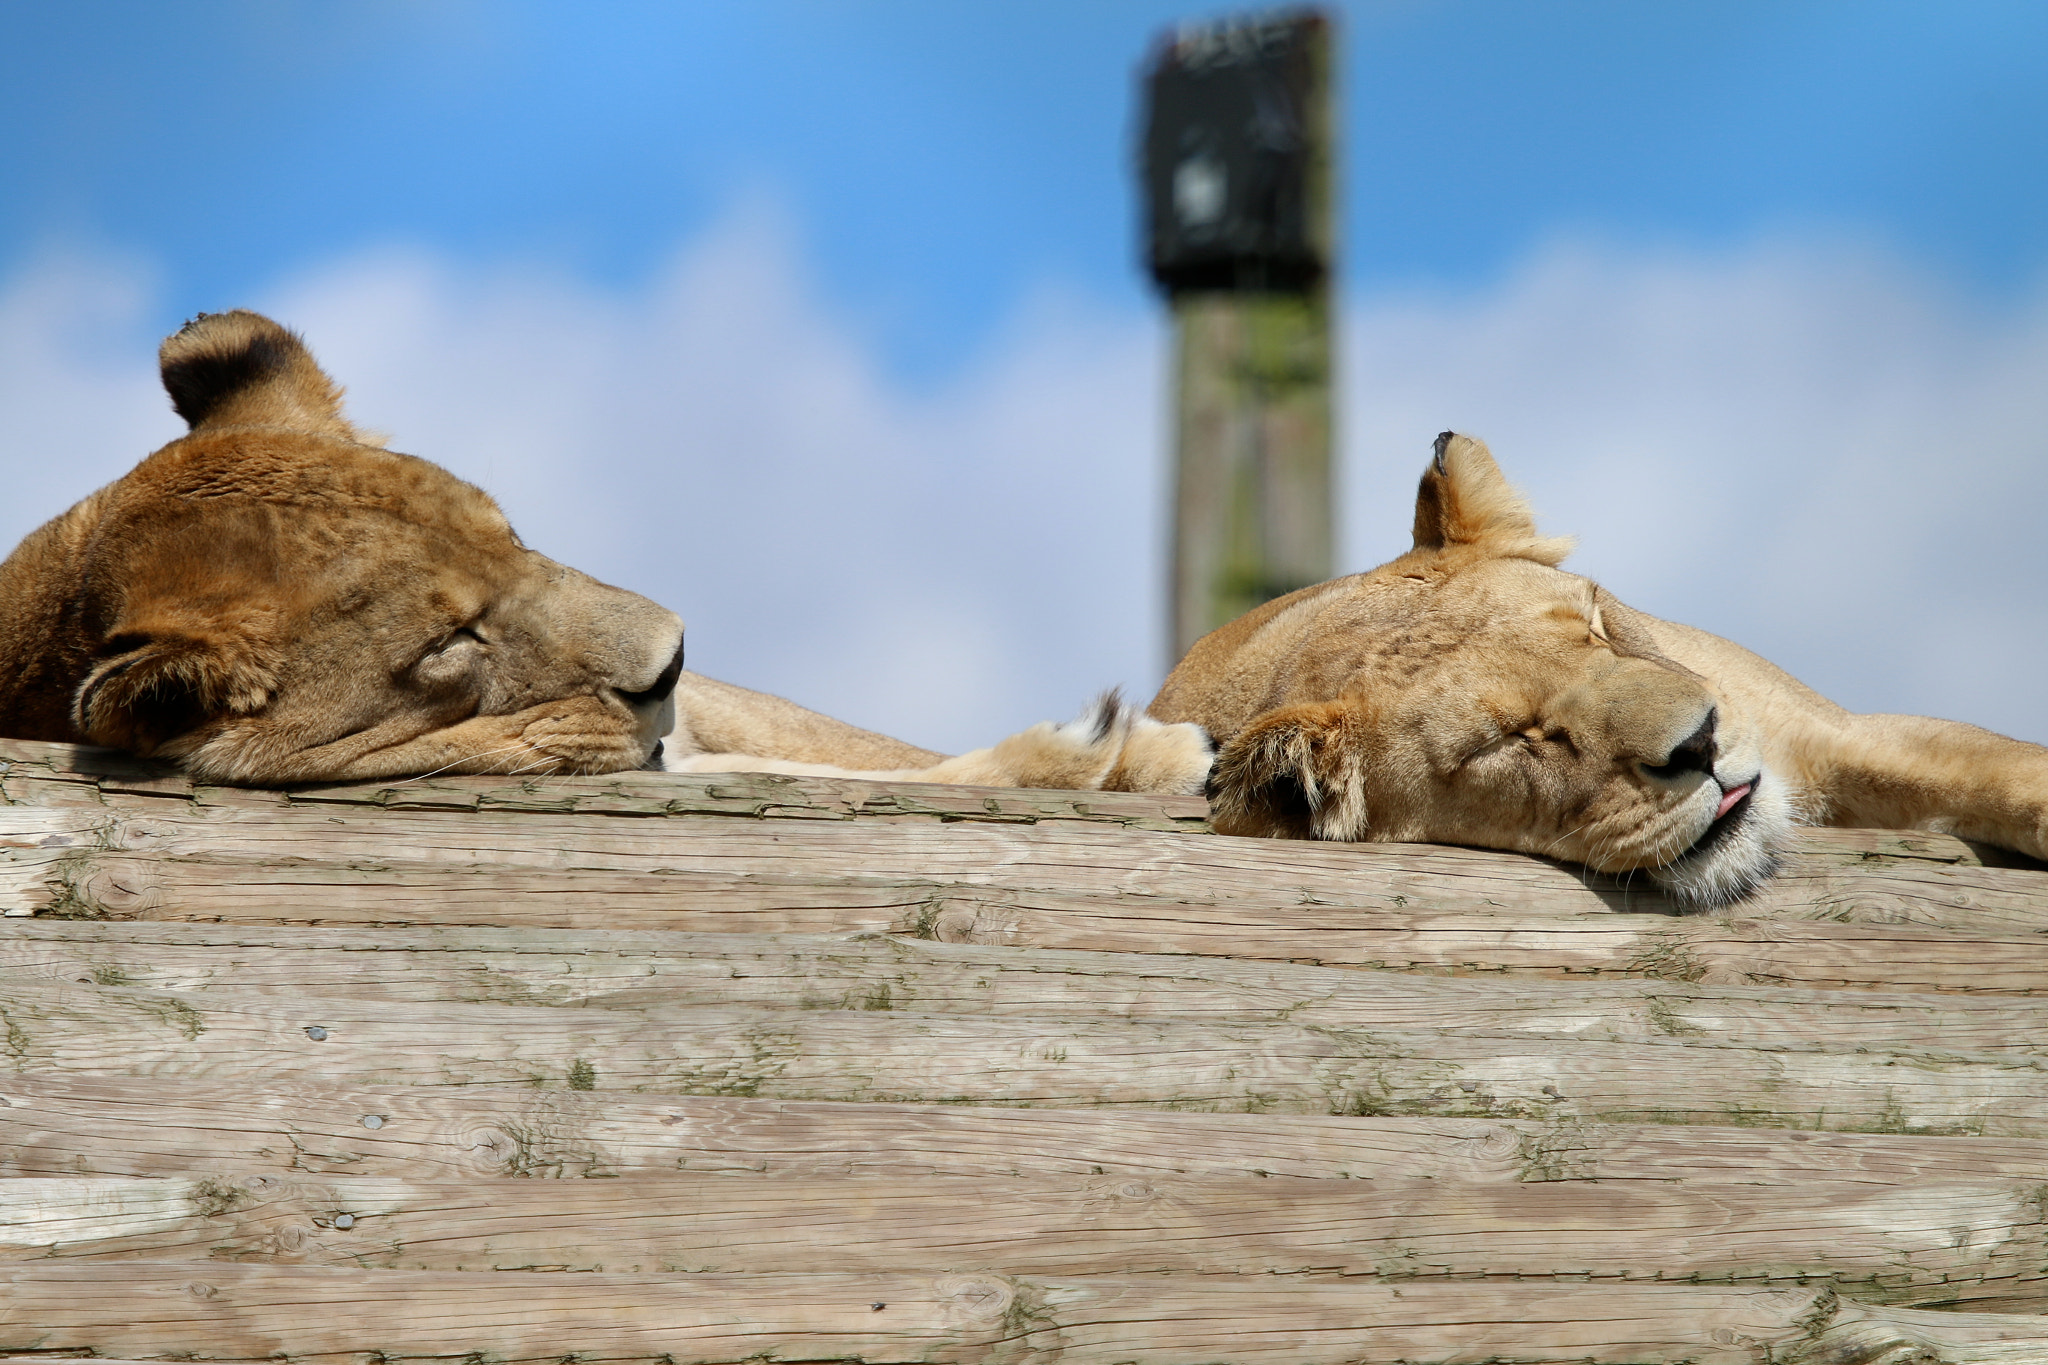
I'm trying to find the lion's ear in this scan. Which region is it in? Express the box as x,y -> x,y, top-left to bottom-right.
1206,700 -> 1372,842
158,310 -> 359,441
73,632 -> 277,756
1411,431 -> 1573,567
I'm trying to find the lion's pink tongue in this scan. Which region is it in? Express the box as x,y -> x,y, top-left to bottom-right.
1716,783 -> 1752,820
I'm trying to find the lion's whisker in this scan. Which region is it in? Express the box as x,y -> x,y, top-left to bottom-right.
392,742 -> 537,785
1542,817 -> 1597,860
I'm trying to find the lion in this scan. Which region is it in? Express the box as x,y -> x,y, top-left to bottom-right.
0,310 -> 1211,795
1152,431 -> 2048,907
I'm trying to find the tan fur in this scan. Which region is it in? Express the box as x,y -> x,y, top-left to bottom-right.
665,690 -> 1214,796
0,312 -> 688,784
0,311 -> 1213,797
1153,432 -> 2048,906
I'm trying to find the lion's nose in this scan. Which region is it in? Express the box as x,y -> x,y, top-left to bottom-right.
1645,708 -> 1718,779
618,638 -> 685,709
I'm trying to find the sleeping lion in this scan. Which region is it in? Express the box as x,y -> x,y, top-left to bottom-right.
0,310 -> 1210,795
1154,431 -> 2048,907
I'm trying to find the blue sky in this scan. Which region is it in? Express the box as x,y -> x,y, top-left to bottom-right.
9,2 -> 2045,378
4,2 -> 2047,749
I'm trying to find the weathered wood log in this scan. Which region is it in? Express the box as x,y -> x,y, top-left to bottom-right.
0,738 -> 1214,831
3,980 -> 2046,1133
16,838 -> 2048,941
6,920 -> 2048,1057
9,806 -> 2048,990
23,809 -> 2042,932
6,738 -> 2047,1360
5,1263 -> 2048,1364
12,736 -> 2044,868
11,1074 -> 2048,1188
4,1170 -> 2043,1309
8,741 -> 2047,932
6,874 -> 2042,997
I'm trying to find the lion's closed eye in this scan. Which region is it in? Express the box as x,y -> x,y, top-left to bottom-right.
1460,723 -> 1533,767
423,624 -> 488,658
410,626 -> 491,686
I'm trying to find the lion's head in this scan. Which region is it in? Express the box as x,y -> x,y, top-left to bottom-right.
1151,432 -> 1791,907
0,311 -> 684,784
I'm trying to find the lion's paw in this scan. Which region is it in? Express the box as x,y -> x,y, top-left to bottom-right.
955,690 -> 1135,791
1104,710 -> 1215,796
932,691 -> 1214,794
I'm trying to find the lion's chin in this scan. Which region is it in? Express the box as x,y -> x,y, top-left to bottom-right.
1646,771 -> 1795,910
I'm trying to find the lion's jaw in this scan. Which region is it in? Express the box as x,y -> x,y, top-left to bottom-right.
146,496 -> 688,785
1395,571 -> 1791,908
1161,434 -> 1793,908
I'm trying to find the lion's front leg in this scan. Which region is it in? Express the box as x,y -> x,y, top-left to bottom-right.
175,696 -> 655,784
1811,713 -> 2048,861
663,671 -> 946,771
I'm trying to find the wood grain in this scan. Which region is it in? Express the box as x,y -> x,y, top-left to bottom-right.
8,740 -> 2046,934
0,738 -> 1214,829
3,979 -> 2046,1133
7,735 -> 2048,1360
9,804 -> 2048,990
20,738 -> 2036,868
6,919 -> 2048,1056
7,1263 -> 2048,1363
5,1170 -> 2044,1309
4,739 -> 2041,865
12,1074 -> 2048,1187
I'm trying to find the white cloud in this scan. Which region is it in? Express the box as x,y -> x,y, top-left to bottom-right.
255,205 -> 1173,754
2,218 -> 2044,752
1345,236 -> 2048,744
0,253 -> 186,537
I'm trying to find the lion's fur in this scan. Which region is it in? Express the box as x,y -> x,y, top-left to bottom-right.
1153,432 -> 2048,906
0,311 -> 1213,797
0,312 -> 689,784
667,689 -> 1215,796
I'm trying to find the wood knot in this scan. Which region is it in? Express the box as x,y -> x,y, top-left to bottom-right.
934,1273 -> 1014,1324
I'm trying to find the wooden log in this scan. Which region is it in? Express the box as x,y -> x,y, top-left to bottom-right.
6,754 -> 2045,1356
15,839 -> 2048,943
13,731 -> 2044,866
12,1074 -> 2048,1188
6,920 -> 2048,1057
3,1171 -> 2043,1309
8,739 -> 2046,925
9,856 -> 2048,997
12,794 -> 2048,945
10,802 -> 2048,991
0,737 -> 1213,832
904,899 -> 2048,995
1782,826 -> 2047,870
3,981 -> 2046,1134
4,1263 -> 2048,1364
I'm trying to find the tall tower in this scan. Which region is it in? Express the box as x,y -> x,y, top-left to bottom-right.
1141,9 -> 1336,666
